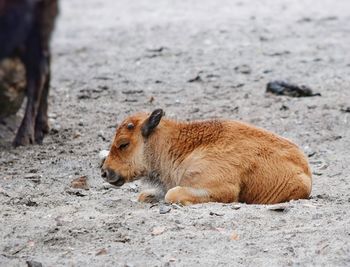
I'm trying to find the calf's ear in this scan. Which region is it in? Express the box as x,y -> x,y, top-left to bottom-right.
141,109 -> 164,137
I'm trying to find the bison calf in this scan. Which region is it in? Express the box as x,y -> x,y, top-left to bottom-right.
101,109 -> 312,205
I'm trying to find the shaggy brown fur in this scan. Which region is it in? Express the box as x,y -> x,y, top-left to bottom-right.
101,109 -> 312,205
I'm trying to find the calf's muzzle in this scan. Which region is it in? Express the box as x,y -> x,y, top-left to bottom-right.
101,167 -> 125,186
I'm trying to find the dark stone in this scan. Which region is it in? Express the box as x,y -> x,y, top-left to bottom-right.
26,261 -> 43,267
266,80 -> 321,97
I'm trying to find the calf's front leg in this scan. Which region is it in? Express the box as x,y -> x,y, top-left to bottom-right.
138,188 -> 164,203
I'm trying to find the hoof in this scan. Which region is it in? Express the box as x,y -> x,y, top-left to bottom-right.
35,119 -> 49,144
138,191 -> 158,203
13,130 -> 35,147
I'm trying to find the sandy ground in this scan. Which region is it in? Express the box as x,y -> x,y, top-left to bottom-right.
1,0 -> 350,266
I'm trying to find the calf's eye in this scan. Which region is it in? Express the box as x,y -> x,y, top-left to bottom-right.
119,142 -> 130,150
127,123 -> 134,130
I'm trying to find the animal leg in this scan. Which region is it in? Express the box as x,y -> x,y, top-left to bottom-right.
165,186 -> 211,205
13,30 -> 49,146
138,188 -> 163,203
35,64 -> 50,144
165,184 -> 240,205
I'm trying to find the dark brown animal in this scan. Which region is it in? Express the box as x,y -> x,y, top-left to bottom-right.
101,109 -> 312,205
0,0 -> 58,146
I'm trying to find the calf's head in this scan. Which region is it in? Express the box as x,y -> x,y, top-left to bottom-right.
101,109 -> 164,186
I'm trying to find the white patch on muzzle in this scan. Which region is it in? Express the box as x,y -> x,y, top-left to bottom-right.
99,149 -> 109,167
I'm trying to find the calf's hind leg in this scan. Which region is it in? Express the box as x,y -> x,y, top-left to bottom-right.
165,184 -> 240,205
165,186 -> 210,205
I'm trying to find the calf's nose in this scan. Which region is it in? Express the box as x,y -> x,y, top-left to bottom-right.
101,169 -> 107,178
100,167 -> 125,186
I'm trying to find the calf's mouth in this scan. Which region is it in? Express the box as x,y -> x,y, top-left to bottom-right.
101,168 -> 125,187
109,178 -> 125,187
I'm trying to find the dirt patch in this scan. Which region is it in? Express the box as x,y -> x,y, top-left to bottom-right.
1,0 -> 350,266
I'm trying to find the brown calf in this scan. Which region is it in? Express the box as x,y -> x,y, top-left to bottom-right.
101,109 -> 312,205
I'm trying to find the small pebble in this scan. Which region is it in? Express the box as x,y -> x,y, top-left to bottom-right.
234,64 -> 251,74
152,226 -> 166,235
98,131 -> 106,141
26,261 -> 42,267
70,176 -> 89,190
230,231 -> 240,240
159,204 -> 171,214
96,248 -> 108,256
50,123 -> 61,133
268,204 -> 291,213
209,211 -> 224,216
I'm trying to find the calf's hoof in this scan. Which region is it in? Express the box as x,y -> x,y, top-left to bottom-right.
138,188 -> 164,203
138,191 -> 159,203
